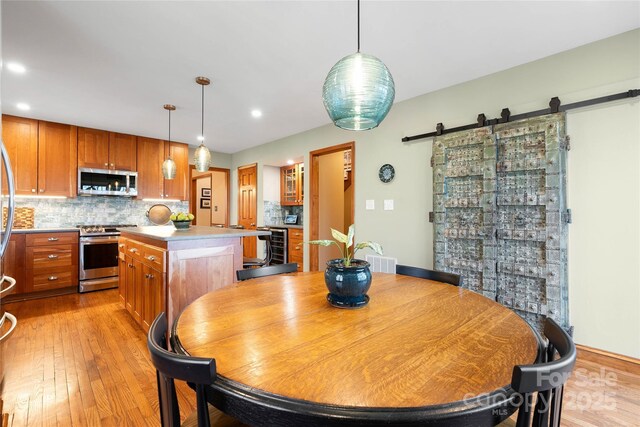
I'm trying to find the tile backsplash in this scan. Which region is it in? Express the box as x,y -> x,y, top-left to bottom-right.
264,200 -> 303,225
9,196 -> 189,228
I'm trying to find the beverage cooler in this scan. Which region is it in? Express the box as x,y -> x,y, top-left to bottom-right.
0,139 -> 18,386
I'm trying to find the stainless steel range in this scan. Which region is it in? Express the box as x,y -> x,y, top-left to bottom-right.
78,224 -> 136,293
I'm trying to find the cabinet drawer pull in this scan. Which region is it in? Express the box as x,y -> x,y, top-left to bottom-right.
119,244 -> 125,248
145,273 -> 155,280
128,264 -> 134,268
48,276 -> 58,281
146,255 -> 156,262
129,248 -> 138,253
48,254 -> 59,259
48,237 -> 59,241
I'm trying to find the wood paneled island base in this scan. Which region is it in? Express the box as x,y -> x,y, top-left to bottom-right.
118,225 -> 269,331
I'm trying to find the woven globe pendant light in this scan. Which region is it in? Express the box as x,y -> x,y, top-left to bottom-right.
161,104 -> 177,179
193,76 -> 212,172
322,0 -> 395,131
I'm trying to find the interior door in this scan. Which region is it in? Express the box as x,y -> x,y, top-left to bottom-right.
238,164 -> 257,257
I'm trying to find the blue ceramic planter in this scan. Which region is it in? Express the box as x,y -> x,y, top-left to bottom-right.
324,259 -> 372,308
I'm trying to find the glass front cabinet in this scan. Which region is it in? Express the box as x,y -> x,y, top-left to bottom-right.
281,163 -> 304,206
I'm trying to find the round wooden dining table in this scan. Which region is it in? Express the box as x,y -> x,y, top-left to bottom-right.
172,272 -> 541,426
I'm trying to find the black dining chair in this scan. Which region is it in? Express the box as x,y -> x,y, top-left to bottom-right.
396,264 -> 462,286
242,232 -> 272,268
236,262 -> 298,281
147,313 -> 244,427
500,317 -> 577,427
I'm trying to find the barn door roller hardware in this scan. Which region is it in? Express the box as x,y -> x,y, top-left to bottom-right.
402,89 -> 639,143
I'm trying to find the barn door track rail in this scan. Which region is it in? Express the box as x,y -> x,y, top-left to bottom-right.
401,89 -> 640,143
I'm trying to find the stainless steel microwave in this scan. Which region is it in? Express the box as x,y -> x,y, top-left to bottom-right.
78,168 -> 138,197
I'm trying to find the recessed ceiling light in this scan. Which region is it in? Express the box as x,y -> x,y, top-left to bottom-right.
286,160 -> 294,165
16,103 -> 30,111
6,62 -> 26,73
251,109 -> 262,118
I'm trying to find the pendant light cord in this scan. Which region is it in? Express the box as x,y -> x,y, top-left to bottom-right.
167,108 -> 172,159
357,0 -> 360,53
201,84 -> 205,141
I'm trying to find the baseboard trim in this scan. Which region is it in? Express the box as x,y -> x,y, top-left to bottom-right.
577,344 -> 640,366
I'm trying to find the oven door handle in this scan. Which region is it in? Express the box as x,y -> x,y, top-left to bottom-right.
80,237 -> 120,245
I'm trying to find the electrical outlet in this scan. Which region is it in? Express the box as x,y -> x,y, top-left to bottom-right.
384,199 -> 394,210
366,200 -> 375,210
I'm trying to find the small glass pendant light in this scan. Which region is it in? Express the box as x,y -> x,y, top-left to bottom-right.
194,76 -> 212,172
162,104 -> 177,179
322,0 -> 395,131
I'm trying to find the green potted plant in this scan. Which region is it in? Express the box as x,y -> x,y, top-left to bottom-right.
307,224 -> 383,308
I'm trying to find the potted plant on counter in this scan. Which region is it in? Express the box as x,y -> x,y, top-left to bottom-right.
307,224 -> 383,308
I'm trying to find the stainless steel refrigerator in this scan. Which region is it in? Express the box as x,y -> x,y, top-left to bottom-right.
1,0 -> 19,388
0,134 -> 18,386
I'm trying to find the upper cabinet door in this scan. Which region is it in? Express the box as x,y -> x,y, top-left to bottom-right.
109,133 -> 137,171
37,121 -> 78,197
1,115 -> 38,195
78,127 -> 109,169
136,137 -> 164,199
280,163 -> 303,206
162,141 -> 189,201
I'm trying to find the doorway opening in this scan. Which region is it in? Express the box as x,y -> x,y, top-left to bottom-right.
189,166 -> 230,227
309,142 -> 355,271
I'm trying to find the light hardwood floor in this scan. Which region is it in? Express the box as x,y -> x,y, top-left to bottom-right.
2,290 -> 639,426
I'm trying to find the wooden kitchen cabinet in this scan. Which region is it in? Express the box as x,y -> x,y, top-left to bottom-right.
108,133 -> 137,171
25,232 -> 78,293
281,163 -> 304,206
78,128 -> 137,171
137,137 -> 189,201
288,228 -> 304,272
118,238 -> 127,306
162,142 -> 189,200
2,234 -> 26,295
141,263 -> 164,332
77,127 -> 109,169
37,121 -> 78,197
2,118 -> 80,198
1,115 -> 38,196
119,236 -> 167,333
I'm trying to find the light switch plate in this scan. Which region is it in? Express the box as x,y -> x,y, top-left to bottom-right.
384,199 -> 394,210
366,199 -> 375,210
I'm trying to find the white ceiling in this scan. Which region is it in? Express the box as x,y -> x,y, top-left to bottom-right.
2,1 -> 639,154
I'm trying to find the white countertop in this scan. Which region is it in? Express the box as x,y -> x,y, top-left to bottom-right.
118,225 -> 270,241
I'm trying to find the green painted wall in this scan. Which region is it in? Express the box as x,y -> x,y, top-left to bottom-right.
229,29 -> 640,357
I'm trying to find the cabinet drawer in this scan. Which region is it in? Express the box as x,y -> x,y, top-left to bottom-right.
143,244 -> 166,272
29,246 -> 75,270
125,240 -> 145,261
289,229 -> 303,240
32,268 -> 75,291
26,232 -> 78,246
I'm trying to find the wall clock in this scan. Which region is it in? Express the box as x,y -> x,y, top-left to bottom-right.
378,164 -> 395,183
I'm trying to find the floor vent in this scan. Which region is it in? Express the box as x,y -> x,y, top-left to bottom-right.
365,255 -> 397,273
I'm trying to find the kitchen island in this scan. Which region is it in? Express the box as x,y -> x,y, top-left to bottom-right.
118,225 -> 269,332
